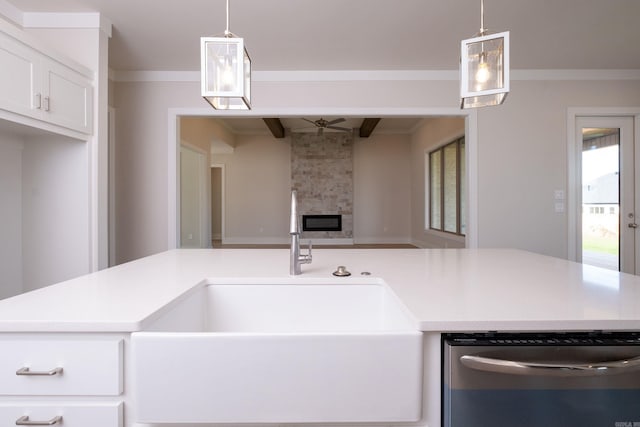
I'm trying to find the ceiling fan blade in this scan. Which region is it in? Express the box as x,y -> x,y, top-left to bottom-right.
301,118 -> 319,126
326,118 -> 346,125
327,126 -> 352,132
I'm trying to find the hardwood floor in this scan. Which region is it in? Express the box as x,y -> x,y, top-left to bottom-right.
211,240 -> 417,249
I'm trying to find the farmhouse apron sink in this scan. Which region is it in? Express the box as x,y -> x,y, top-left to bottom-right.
132,278 -> 423,423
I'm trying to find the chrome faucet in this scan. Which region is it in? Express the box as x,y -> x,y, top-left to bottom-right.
290,190 -> 312,275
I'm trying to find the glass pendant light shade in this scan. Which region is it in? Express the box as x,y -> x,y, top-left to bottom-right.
460,31 -> 509,109
201,36 -> 251,110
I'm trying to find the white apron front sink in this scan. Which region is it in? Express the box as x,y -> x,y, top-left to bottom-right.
132,278 -> 423,424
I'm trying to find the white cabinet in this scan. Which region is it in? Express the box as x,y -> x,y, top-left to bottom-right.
0,31 -> 39,119
39,57 -> 93,134
0,403 -> 122,427
0,336 -> 123,427
0,27 -> 92,135
0,338 -> 123,395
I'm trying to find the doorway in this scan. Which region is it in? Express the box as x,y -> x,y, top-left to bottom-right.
575,116 -> 637,274
167,108 -> 479,250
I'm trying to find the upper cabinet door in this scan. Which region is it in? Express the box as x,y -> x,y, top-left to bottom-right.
42,58 -> 93,135
0,30 -> 93,136
0,32 -> 42,120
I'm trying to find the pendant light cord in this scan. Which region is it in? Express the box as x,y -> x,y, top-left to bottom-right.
479,0 -> 486,35
224,0 -> 231,37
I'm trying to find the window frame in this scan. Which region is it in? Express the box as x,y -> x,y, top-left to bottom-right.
428,136 -> 466,236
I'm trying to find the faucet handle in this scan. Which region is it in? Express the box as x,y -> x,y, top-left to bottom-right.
300,240 -> 312,263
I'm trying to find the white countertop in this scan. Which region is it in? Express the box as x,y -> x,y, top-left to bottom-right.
0,248 -> 639,332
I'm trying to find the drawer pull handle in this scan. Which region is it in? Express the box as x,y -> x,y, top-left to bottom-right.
15,367 -> 63,376
15,415 -> 62,426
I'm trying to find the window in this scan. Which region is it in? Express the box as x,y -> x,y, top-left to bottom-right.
428,137 -> 466,235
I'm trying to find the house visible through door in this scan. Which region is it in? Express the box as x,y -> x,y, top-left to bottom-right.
578,116 -> 637,274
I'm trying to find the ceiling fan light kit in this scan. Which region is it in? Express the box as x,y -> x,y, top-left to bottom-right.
201,0 -> 251,110
295,118 -> 353,136
460,0 -> 509,109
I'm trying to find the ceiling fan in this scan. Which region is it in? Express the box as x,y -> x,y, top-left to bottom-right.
294,118 -> 352,136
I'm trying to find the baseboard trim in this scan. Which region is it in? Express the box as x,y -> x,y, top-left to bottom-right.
354,237 -> 412,245
222,237 -> 289,245
301,238 -> 354,246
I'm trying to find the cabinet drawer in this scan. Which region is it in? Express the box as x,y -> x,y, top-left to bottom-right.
0,338 -> 123,396
0,402 -> 122,427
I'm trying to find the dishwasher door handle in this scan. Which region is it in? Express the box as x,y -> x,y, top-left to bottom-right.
460,354 -> 640,377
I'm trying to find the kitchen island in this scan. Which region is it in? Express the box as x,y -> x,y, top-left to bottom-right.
0,248 -> 639,427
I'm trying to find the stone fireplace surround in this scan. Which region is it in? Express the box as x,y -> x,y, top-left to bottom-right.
290,132 -> 353,241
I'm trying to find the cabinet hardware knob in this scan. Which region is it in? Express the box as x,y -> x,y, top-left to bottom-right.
43,96 -> 50,112
15,367 -> 63,376
15,415 -> 62,426
34,93 -> 42,109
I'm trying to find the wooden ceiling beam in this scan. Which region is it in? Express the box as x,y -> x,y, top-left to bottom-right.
359,118 -> 381,138
263,118 -> 285,138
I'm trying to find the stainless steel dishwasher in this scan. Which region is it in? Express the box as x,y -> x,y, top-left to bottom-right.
443,332 -> 640,427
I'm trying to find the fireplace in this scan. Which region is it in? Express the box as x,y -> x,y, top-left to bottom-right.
302,215 -> 342,232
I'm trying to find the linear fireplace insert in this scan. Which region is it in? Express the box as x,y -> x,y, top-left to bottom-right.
302,215 -> 342,232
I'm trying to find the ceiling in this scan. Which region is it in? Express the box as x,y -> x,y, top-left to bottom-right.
216,117 -> 425,136
6,0 -> 639,72
5,0 -> 639,135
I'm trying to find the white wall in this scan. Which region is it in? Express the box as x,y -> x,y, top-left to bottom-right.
213,133 -> 291,244
113,77 -> 640,263
114,82 -> 197,263
190,129 -> 414,245
410,117 -> 466,248
21,134 -> 90,292
0,133 -> 23,299
354,133 -> 412,244
0,127 -> 91,298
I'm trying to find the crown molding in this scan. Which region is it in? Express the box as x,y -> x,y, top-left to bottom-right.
22,12 -> 112,37
112,69 -> 640,83
512,69 -> 640,80
0,0 -> 22,25
0,3 -> 112,37
254,70 -> 459,81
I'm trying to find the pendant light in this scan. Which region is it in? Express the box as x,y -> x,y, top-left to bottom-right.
460,0 -> 509,109
201,0 -> 251,110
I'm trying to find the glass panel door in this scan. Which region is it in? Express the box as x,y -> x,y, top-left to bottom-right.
581,128 -> 620,270
578,117 -> 635,273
